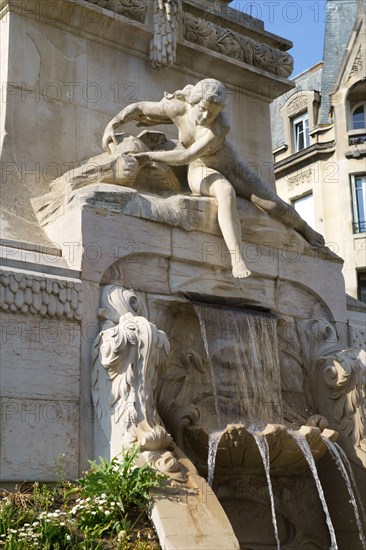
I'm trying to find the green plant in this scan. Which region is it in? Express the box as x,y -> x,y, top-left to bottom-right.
76,448 -> 165,538
0,448 -> 163,549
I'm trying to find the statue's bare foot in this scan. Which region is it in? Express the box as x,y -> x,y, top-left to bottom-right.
232,262 -> 251,279
301,226 -> 325,247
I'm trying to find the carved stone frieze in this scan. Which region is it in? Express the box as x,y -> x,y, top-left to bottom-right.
84,0 -> 147,22
183,12 -> 293,78
0,269 -> 82,321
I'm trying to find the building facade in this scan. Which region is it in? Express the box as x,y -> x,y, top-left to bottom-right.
271,0 -> 366,302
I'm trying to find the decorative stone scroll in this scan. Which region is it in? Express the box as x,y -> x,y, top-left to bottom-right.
300,319 -> 366,466
0,270 -> 82,321
85,0 -> 147,22
150,0 -> 180,69
183,12 -> 294,78
91,285 -> 181,475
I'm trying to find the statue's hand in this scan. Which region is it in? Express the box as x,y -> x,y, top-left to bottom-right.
102,123 -> 117,153
128,152 -> 154,166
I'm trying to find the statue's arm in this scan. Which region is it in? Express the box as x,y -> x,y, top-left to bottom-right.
102,100 -> 175,152
132,130 -> 223,167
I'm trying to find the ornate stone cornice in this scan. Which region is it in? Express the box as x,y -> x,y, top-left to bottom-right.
0,269 -> 82,321
83,0 -> 293,76
182,12 -> 293,78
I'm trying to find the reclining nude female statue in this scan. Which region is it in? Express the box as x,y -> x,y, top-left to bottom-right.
102,78 -> 325,278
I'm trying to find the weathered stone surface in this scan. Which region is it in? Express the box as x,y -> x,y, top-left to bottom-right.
1,397 -> 79,481
0,313 -> 80,400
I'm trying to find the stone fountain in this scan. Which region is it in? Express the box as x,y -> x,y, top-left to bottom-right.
32,80 -> 366,546
1,1 -> 365,549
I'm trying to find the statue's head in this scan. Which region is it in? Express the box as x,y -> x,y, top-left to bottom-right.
189,79 -> 226,126
164,78 -> 226,126
189,79 -> 226,107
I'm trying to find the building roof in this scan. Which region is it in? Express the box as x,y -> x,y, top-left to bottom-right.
319,0 -> 360,123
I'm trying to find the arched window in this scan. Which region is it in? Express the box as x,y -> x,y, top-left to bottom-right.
352,103 -> 366,130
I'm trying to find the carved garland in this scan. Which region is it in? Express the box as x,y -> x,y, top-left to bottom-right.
183,12 -> 294,78
0,270 -> 82,321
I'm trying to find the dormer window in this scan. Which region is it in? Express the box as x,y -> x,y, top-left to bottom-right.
352,103 -> 366,130
292,112 -> 310,152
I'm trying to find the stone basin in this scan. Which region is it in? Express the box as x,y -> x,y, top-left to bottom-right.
184,423 -> 339,477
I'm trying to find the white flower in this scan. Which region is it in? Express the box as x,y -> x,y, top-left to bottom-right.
105,510 -> 111,516
32,522 -> 39,527
65,534 -> 71,541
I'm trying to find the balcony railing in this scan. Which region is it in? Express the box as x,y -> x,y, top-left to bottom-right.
353,220 -> 366,233
349,133 -> 366,146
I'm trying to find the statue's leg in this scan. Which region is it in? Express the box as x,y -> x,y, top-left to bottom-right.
227,156 -> 325,248
188,163 -> 251,278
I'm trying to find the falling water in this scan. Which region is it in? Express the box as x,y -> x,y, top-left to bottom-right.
207,430 -> 224,487
252,433 -> 280,550
194,304 -> 283,427
322,438 -> 366,549
290,432 -> 338,550
334,442 -> 366,531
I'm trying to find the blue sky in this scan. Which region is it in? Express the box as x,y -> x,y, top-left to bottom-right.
229,1 -> 327,76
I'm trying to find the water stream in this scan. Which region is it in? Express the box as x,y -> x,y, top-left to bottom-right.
290,432 -> 338,550
333,442 -> 366,528
194,304 -> 283,427
252,432 -> 281,550
207,430 -> 224,487
322,437 -> 366,549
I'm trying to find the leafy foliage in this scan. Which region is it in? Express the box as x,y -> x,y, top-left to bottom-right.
0,449 -> 163,549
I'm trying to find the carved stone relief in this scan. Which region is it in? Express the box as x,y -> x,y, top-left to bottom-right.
91,285 -> 182,474
0,269 -> 82,321
286,94 -> 308,116
287,168 -> 313,191
150,0 -> 180,69
85,0 -> 147,22
183,12 -> 294,78
299,319 -> 366,466
347,45 -> 363,82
